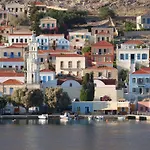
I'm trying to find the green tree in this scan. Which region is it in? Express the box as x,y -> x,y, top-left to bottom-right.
0,97 -> 7,114
11,88 -> 44,109
82,46 -> 91,54
99,6 -> 115,19
80,73 -> 95,101
45,87 -> 70,112
125,21 -> 136,31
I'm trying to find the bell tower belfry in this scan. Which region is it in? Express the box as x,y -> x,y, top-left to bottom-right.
26,33 -> 40,85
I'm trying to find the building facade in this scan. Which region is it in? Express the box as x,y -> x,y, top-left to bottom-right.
116,40 -> 149,72
91,41 -> 114,67
136,13 -> 150,30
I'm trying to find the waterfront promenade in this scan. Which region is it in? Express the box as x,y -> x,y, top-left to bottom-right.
1,114 -> 150,121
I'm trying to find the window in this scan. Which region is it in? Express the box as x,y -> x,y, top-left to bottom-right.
25,39 -> 27,43
132,78 -> 136,83
125,54 -> 128,60
40,58 -> 44,62
42,23 -> 45,27
147,18 -> 150,24
99,49 -> 101,54
146,88 -> 149,93
68,61 -> 72,68
10,52 -> 14,58
20,39 -> 23,43
4,52 -> 7,56
104,49 -> 106,54
42,76 -> 46,83
52,23 -> 54,27
9,66 -> 12,68
47,23 -> 50,28
142,54 -> 147,59
16,39 -> 18,43
70,83 -> 72,87
98,72 -> 102,77
3,65 -> 6,68
142,18 -> 145,23
95,30 -> 98,34
4,87 -> 6,94
81,35 -> 84,39
20,8 -> 22,12
48,76 -> 51,81
18,52 -> 21,57
10,88 -> 13,94
132,88 -> 136,92
77,61 -> 81,68
146,78 -> 149,83
12,39 -> 14,43
15,8 -> 18,12
102,37 -> 104,41
120,54 -> 124,60
137,54 -> 140,60
108,72 -> 111,78
60,61 -> 64,68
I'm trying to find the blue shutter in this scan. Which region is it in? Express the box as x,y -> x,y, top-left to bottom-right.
43,76 -> 46,83
48,76 -> 51,81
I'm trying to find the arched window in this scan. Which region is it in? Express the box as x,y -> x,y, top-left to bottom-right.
4,52 -> 7,56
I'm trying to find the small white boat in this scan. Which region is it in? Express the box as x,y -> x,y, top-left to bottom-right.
95,116 -> 104,121
88,116 -> 93,121
118,116 -> 126,121
38,114 -> 48,119
60,112 -> 71,121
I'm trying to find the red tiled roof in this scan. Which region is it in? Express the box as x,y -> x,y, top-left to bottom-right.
3,79 -> 24,85
6,45 -> 21,49
92,41 -> 113,47
40,34 -> 64,36
38,49 -> 71,54
34,1 -> 46,6
40,69 -> 55,72
9,34 -> 32,36
57,78 -> 82,85
51,54 -> 84,57
0,58 -> 24,62
86,66 -> 117,70
100,79 -> 116,85
97,32 -> 110,35
132,68 -> 150,74
0,70 -> 24,77
124,40 -> 144,45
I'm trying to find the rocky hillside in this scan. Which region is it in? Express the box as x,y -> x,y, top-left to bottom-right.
1,0 -> 150,16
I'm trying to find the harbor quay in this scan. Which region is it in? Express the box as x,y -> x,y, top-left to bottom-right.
1,114 -> 150,121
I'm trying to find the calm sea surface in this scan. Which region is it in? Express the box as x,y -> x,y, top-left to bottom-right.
0,119 -> 150,150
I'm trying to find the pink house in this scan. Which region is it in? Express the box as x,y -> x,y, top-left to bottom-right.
138,101 -> 150,112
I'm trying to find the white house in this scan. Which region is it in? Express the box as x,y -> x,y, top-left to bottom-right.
136,13 -> 150,30
116,40 -> 149,72
36,34 -> 70,50
8,33 -> 32,45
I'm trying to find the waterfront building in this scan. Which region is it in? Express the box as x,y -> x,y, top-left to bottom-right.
116,40 -> 149,72
91,41 -> 114,67
129,67 -> 150,101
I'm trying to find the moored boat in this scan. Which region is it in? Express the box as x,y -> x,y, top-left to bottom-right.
38,114 -> 48,119
60,112 -> 71,121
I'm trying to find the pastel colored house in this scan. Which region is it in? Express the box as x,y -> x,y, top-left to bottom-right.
91,41 -> 114,67
91,27 -> 114,42
116,40 -> 149,72
72,101 -> 129,114
55,53 -> 86,77
5,2 -> 26,16
136,13 -> 150,30
69,30 -> 91,49
36,34 -> 69,50
40,17 -> 57,30
83,66 -> 118,81
129,67 -> 150,101
138,101 -> 150,112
